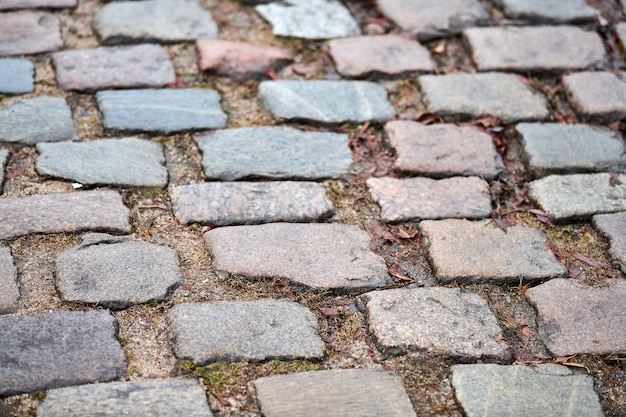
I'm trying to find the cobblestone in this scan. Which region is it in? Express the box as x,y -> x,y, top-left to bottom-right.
0,0 -> 76,9
563,71 -> 626,122
0,149 -> 7,193
495,0 -> 598,23
0,246 -> 18,314
0,58 -> 34,94
616,23 -> 626,49
593,211 -> 626,272
0,11 -> 62,55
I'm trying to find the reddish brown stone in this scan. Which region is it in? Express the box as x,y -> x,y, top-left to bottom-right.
0,11 -> 62,56
0,0 -> 76,9
563,71 -> 626,122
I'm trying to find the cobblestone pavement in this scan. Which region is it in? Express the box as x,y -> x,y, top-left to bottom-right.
1,0 -> 626,416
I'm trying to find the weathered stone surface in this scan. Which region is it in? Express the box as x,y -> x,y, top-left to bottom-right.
170,299 -> 324,364
97,89 -> 226,133
420,219 -> 567,283
204,223 -> 392,290
496,0 -> 598,22
36,137 -> 168,187
171,182 -> 333,226
94,0 -> 218,44
377,0 -> 488,40
593,211 -> 626,272
0,0 -> 76,9
254,369 -> 416,417
616,23 -> 626,50
53,44 -> 175,91
0,310 -> 127,396
367,176 -> 491,222
196,126 -> 352,181
256,0 -> 360,39
0,58 -> 34,94
38,379 -> 213,417
0,96 -> 77,144
452,364 -> 603,417
360,287 -> 509,359
563,71 -> 626,122
528,173 -> 626,221
0,11 -> 62,56
0,190 -> 131,240
516,123 -> 626,178
386,121 -> 502,179
526,279 -> 626,356
0,246 -> 19,314
259,80 -> 395,123
56,233 -> 183,309
419,73 -> 549,122
464,26 -> 605,72
328,35 -> 434,77
0,148 -> 7,193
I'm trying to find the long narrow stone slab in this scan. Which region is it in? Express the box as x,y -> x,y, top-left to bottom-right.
0,58 -> 34,94
0,149 -> 7,193
593,211 -> 626,272
0,246 -> 19,314
204,223 -> 392,290
0,310 -> 127,396
0,11 -> 62,56
196,126 -> 352,181
496,0 -> 598,23
0,190 -> 131,240
0,0 -> 76,10
563,71 -> 626,122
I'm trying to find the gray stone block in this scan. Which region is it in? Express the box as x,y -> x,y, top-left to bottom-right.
563,71 -> 626,122
0,58 -> 34,94
496,0 -> 598,22
616,23 -> 626,50
0,148 -> 7,193
0,11 -> 63,55
0,246 -> 19,314
0,0 -> 76,9
593,211 -> 626,272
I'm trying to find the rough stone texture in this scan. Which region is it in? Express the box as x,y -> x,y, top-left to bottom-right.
419,73 -> 549,122
328,35 -> 434,77
0,190 -> 131,240
0,0 -> 76,9
56,233 -> 183,309
360,287 -> 509,360
367,176 -> 491,222
53,44 -> 175,92
526,279 -> 626,356
0,148 -> 7,193
496,0 -> 598,22
196,126 -> 352,181
36,137 -> 168,187
563,71 -> 626,122
170,299 -> 324,365
0,246 -> 19,315
171,182 -> 333,226
516,123 -> 626,178
420,219 -> 567,284
528,173 -> 626,221
593,211 -> 626,272
386,121 -> 502,179
377,0 -> 488,40
0,58 -> 34,94
38,379 -> 213,417
464,26 -> 605,72
97,89 -> 226,133
616,23 -> 626,50
256,0 -> 360,39
0,310 -> 127,396
204,223 -> 392,290
0,96 -> 77,144
0,11 -> 62,56
259,80 -> 395,123
452,364 -> 604,417
254,369 -> 416,417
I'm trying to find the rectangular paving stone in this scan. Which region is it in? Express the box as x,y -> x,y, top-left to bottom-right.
0,11 -> 62,56
0,58 -> 34,94
496,0 -> 598,23
0,190 -> 131,240
170,182 -> 333,226
0,0 -> 76,9
0,310 -> 127,396
420,219 -> 567,284
367,176 -> 491,223
563,71 -> 626,122
0,148 -> 7,193
0,246 -> 19,314
593,211 -> 626,273
196,126 -> 352,181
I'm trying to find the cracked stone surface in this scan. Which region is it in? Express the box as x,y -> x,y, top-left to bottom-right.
0,246 -> 19,314
593,211 -> 626,272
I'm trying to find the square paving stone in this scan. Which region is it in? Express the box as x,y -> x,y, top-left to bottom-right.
359,287 -> 509,360
495,0 -> 598,23
169,299 -> 324,365
0,58 -> 34,94
0,11 -> 62,56
204,223 -> 392,291
593,211 -> 626,272
563,71 -> 626,122
420,219 -> 567,284
0,310 -> 127,396
0,246 -> 19,314
0,148 -> 7,193
0,0 -> 76,10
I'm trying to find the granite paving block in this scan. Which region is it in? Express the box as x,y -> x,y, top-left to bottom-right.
0,148 -> 7,193
385,121 -> 502,179
464,26 -> 605,73
253,369 -> 416,417
360,287 -> 509,359
170,299 -> 324,364
38,379 -> 213,417
204,223 -> 392,290
367,176 -> 491,222
36,137 -> 168,187
256,0 -> 360,39
97,89 -> 226,133
419,72 -> 549,122
196,126 -> 352,181
528,173 -> 626,221
0,11 -> 62,56
0,96 -> 76,144
171,182 -> 333,226
563,71 -> 626,122
0,310 -> 127,396
53,44 -> 175,92
593,211 -> 626,272
452,364 -> 603,417
526,278 -> 626,356
0,0 -> 76,9
0,58 -> 34,94
496,0 -> 598,22
0,246 -> 19,315
0,190 -> 131,240
56,233 -> 183,309
420,219 -> 567,283
259,80 -> 395,123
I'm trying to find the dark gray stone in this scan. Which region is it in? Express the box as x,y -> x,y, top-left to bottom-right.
0,310 -> 127,396
0,0 -> 76,9
0,58 -> 34,94
496,0 -> 598,22
196,126 -> 352,181
593,211 -> 626,272
0,246 -> 18,314
0,148 -> 7,193
563,71 -> 626,123
0,11 -> 63,56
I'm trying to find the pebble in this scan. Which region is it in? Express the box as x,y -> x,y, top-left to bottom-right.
593,211 -> 626,272
0,58 -> 34,94
495,0 -> 598,22
563,71 -> 626,122
0,246 -> 19,314
0,11 -> 62,55
0,0 -> 76,9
